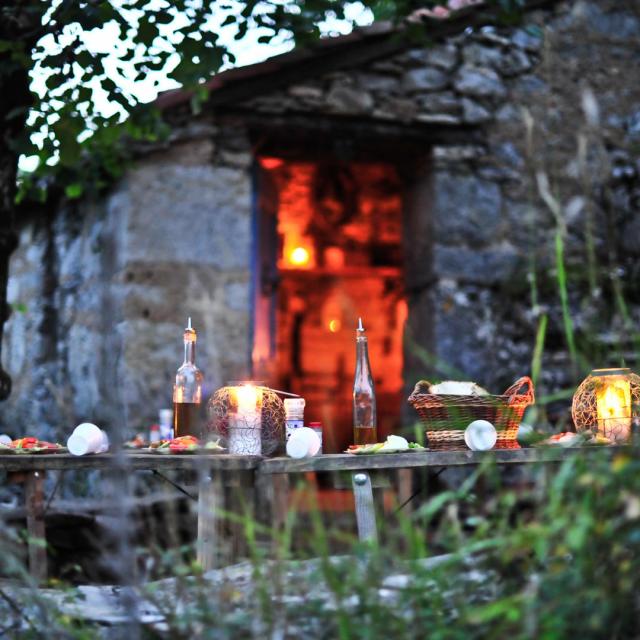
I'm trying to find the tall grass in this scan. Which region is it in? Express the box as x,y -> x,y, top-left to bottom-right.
3,452 -> 640,638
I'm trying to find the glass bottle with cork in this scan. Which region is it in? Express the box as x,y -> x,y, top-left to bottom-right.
353,317 -> 377,445
173,318 -> 203,437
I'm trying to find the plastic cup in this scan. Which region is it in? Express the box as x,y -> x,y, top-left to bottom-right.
286,427 -> 320,458
67,423 -> 106,456
98,430 -> 109,453
464,420 -> 497,451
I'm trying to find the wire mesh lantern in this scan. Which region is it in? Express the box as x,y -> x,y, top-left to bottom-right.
206,382 -> 285,455
572,368 -> 640,443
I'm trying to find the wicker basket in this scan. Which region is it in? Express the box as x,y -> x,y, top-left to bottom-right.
408,377 -> 535,449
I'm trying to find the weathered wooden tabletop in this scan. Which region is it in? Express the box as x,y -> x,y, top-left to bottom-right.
259,445 -> 624,474
0,446 -> 625,474
0,452 -> 262,472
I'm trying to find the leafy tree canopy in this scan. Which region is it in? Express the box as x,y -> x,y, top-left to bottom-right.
0,0 -> 521,204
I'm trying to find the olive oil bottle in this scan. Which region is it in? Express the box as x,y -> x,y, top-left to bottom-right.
173,318 -> 203,438
353,318 -> 377,445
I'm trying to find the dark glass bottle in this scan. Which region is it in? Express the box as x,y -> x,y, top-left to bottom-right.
353,318 -> 377,445
173,318 -> 203,438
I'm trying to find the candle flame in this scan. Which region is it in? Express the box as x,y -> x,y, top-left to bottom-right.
236,384 -> 259,414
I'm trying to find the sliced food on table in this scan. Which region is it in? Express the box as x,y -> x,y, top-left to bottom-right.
123,435 -> 147,449
346,435 -> 426,454
536,431 -> 612,447
0,437 -> 65,453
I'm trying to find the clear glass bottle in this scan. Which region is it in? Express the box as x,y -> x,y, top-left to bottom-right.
173,318 -> 203,438
353,317 -> 377,445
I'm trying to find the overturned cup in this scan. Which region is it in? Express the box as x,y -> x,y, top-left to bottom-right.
286,427 -> 321,459
464,420 -> 497,451
67,423 -> 109,456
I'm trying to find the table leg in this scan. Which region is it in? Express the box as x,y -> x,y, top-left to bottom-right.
396,469 -> 414,514
254,472 -> 290,555
352,472 -> 377,543
197,472 -> 221,571
25,471 -> 47,583
227,471 -> 256,559
271,474 -> 290,536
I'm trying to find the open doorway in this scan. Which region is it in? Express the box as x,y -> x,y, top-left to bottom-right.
253,157 -> 406,453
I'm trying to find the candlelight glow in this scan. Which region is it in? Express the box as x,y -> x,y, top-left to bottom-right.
595,371 -> 631,441
235,384 -> 260,415
288,246 -> 311,267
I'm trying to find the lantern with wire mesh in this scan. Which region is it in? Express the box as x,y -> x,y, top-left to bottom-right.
572,368 -> 640,443
206,382 -> 285,455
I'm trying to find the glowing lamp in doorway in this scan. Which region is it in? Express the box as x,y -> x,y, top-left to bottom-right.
286,245 -> 312,268
572,368 -> 640,443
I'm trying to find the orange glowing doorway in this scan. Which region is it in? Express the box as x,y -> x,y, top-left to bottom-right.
253,157 -> 406,453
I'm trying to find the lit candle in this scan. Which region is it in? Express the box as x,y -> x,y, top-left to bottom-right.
594,369 -> 632,443
236,384 -> 259,417
229,384 -> 262,455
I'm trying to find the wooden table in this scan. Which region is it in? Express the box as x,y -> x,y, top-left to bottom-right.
0,453 -> 261,582
259,447 -> 624,542
0,447 -> 622,582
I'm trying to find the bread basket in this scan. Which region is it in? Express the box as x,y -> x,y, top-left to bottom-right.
408,377 -> 535,449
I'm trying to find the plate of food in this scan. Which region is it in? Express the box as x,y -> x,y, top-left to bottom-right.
123,435 -> 147,449
140,435 -> 225,454
533,431 -> 612,447
0,437 -> 66,454
345,435 -> 427,455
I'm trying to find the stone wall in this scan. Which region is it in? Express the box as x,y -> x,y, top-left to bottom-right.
243,0 -> 640,402
2,0 -> 639,436
1,131 -> 255,439
427,0 -> 640,399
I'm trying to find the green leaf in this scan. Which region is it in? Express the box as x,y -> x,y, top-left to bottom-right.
10,302 -> 28,314
65,183 -> 83,198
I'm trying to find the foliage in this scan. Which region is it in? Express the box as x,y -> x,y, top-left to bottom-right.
0,0 -> 529,203
2,452 -> 640,637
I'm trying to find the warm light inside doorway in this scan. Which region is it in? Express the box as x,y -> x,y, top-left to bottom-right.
288,245 -> 311,268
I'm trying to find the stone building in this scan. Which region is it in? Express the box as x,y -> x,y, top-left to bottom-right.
2,0 -> 639,451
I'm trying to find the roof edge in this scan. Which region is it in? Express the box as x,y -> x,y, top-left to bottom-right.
154,0 -> 559,112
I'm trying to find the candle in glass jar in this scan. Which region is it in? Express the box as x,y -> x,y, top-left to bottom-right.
229,384 -> 262,455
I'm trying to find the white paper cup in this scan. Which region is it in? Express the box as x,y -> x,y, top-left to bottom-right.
98,430 -> 109,453
68,423 -> 106,456
464,420 -> 497,451
286,427 -> 320,458
67,434 -> 94,456
73,422 -> 101,440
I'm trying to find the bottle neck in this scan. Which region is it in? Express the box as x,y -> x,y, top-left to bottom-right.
183,340 -> 196,366
355,336 -> 371,376
356,335 -> 368,357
